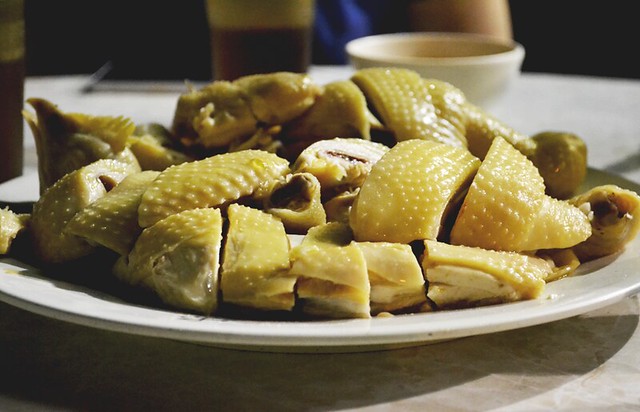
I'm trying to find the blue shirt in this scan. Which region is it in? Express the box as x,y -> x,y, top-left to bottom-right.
313,0 -> 409,64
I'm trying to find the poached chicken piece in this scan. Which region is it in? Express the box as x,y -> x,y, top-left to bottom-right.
4,68 -> 639,320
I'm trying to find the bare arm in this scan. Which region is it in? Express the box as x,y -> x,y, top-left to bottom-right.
407,0 -> 513,40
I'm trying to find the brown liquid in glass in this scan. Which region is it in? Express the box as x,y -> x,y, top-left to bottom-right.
0,57 -> 24,183
211,26 -> 311,81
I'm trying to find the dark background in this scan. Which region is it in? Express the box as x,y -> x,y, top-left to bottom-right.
23,1 -> 640,81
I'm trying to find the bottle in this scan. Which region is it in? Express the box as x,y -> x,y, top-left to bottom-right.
0,0 -> 25,183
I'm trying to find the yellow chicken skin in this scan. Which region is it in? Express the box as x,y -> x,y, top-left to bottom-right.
262,172 -> 326,234
289,222 -> 371,319
11,69 -> 640,321
233,72 -> 320,125
569,184 -> 640,261
323,190 -> 359,224
175,80 -> 257,149
172,72 -> 321,149
127,123 -> 193,171
282,80 -> 378,144
0,208 -> 28,255
516,131 -> 588,199
450,137 -> 591,252
292,137 -> 390,197
357,241 -> 427,314
30,158 -> 141,263
23,98 -> 139,194
350,139 -> 480,243
220,204 -> 296,312
347,69 -> 587,199
351,68 -> 467,148
115,208 -> 223,315
422,240 -> 550,309
462,106 -> 588,199
137,149 -> 290,228
462,103 -> 530,160
65,171 -> 160,256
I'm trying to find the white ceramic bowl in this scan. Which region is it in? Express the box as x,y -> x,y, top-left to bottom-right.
346,32 -> 525,108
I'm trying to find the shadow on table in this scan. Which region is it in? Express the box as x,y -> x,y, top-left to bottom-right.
0,298 -> 637,411
603,145 -> 640,176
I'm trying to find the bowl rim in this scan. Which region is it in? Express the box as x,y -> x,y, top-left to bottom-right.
345,32 -> 525,66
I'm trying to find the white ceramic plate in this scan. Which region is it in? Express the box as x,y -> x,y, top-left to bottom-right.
1,170 -> 640,353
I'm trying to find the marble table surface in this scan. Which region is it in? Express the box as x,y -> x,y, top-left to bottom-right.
1,67 -> 640,411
